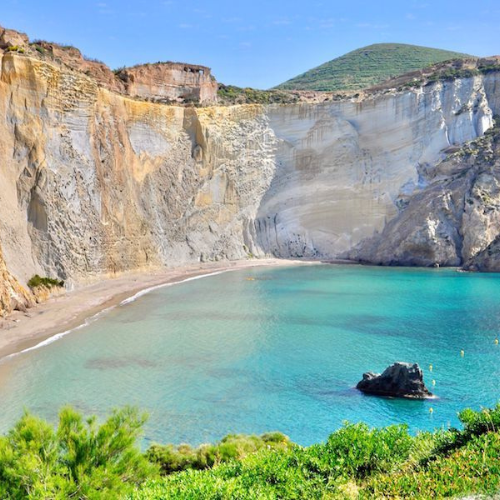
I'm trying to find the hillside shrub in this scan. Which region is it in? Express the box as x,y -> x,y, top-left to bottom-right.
0,406 -> 157,499
27,275 -> 64,289
146,432 -> 292,475
0,403 -> 499,498
433,403 -> 500,456
304,422 -> 414,480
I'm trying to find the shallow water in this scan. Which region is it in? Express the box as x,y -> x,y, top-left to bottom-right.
1,264 -> 500,446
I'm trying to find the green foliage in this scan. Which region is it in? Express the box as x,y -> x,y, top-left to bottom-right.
363,433 -> 500,498
27,275 -> 64,289
419,63 -> 500,88
0,406 -> 156,499
478,63 -> 500,74
433,403 -> 500,456
2,404 -> 500,498
147,432 -> 292,475
131,404 -> 500,499
5,46 -> 25,54
305,422 -> 413,480
132,423 -> 415,499
426,67 -> 481,83
217,84 -> 299,105
276,43 -> 473,92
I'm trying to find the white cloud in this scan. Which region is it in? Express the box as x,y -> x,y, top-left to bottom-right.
237,25 -> 256,32
356,22 -> 390,29
273,17 -> 292,26
319,18 -> 335,29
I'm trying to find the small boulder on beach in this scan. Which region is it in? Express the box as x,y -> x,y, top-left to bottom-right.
356,362 -> 433,399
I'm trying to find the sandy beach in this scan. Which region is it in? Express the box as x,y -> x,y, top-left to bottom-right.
0,258 -> 315,362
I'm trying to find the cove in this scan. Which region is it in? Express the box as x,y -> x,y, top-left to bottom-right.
0,264 -> 499,447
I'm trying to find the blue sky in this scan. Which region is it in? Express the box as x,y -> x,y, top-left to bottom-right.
2,0 -> 500,88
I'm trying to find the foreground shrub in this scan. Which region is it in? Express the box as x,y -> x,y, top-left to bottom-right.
130,404 -> 500,499
1,403 -> 500,498
433,402 -> 500,456
147,431 -> 292,475
0,406 -> 156,499
131,423 -> 416,499
304,422 -> 414,480
364,432 -> 500,498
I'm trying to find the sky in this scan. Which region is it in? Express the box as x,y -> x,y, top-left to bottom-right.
2,0 -> 500,89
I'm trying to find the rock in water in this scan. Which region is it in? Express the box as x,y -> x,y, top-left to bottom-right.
356,362 -> 433,399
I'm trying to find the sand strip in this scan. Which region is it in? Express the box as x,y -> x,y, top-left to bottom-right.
0,259 -> 315,362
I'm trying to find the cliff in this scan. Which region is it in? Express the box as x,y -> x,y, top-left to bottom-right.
116,63 -> 218,104
1,41 -> 500,315
254,74 -> 497,259
0,25 -> 218,103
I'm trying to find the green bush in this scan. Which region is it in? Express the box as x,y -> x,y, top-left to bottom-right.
27,274 -> 65,289
217,84 -> 299,105
364,432 -> 500,498
5,46 -> 25,54
131,404 -> 500,499
433,403 -> 500,456
1,403 -> 500,498
146,432 -> 292,475
0,406 -> 157,498
304,422 -> 413,480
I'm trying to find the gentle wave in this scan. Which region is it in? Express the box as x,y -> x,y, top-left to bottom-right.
119,270 -> 228,306
0,269 -> 230,364
0,306 -> 115,365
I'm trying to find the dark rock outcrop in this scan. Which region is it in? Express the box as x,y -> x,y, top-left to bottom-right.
356,362 -> 433,399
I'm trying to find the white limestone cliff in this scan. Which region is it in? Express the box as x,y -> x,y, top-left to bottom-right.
1,50 -> 500,316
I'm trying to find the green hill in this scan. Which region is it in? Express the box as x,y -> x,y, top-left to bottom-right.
276,43 -> 474,91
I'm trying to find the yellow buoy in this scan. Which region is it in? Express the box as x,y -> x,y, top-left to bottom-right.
246,278 -> 256,281
429,407 -> 434,414
495,339 -> 499,345
432,380 -> 436,386
460,350 -> 465,357
429,364 -> 433,372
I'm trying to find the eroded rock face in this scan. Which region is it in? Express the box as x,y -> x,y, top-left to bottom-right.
0,26 -> 28,49
0,244 -> 33,317
253,77 -> 495,260
0,53 -> 275,286
1,46 -> 500,300
34,41 -> 126,94
0,26 -> 218,103
116,63 -> 218,103
356,362 -> 433,399
348,126 -> 500,268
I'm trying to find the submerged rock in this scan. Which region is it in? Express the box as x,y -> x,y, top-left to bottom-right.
356,362 -> 433,399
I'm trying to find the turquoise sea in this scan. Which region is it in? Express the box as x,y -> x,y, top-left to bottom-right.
1,264 -> 500,446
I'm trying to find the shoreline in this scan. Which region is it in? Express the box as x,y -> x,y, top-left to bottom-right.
0,258 -> 319,363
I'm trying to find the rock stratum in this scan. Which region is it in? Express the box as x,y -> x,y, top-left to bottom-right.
1,28 -> 500,316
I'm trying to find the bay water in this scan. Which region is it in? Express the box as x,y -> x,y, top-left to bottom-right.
1,264 -> 499,446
